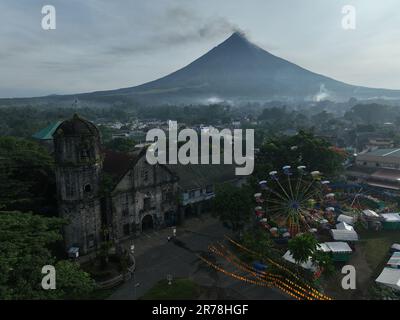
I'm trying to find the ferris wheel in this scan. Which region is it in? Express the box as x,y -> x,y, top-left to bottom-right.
254,165 -> 334,236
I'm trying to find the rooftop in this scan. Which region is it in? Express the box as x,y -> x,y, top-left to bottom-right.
103,148 -> 143,181
387,252 -> 400,268
331,229 -> 359,241
166,162 -> 239,191
375,268 -> 400,290
32,121 -> 62,140
361,148 -> 400,158
323,242 -> 352,253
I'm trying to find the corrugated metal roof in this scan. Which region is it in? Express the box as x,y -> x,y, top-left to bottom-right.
364,148 -> 400,157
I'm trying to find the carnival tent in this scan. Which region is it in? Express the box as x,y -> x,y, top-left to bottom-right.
362,209 -> 380,219
387,252 -> 400,269
375,268 -> 400,291
380,213 -> 400,230
282,251 -> 317,271
331,229 -> 359,241
337,214 -> 355,225
336,221 -> 354,231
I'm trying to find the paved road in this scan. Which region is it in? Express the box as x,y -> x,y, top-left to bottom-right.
109,217 -> 290,300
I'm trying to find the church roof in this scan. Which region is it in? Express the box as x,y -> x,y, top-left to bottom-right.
103,149 -> 141,179
166,163 -> 238,190
54,114 -> 99,137
32,121 -> 62,140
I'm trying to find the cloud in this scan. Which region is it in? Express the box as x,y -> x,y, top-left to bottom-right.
103,6 -> 240,57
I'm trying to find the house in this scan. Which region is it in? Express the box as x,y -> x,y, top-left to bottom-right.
356,148 -> 400,169
347,148 -> 400,190
380,213 -> 400,230
376,268 -> 400,291
166,163 -> 247,221
317,242 -> 353,262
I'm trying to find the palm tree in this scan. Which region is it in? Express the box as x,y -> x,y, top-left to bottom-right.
288,233 -> 318,266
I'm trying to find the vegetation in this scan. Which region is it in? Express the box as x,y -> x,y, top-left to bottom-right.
0,211 -> 95,299
0,136 -> 56,214
0,105 -> 131,138
311,251 -> 335,277
241,229 -> 275,260
140,278 -> 202,300
212,184 -> 253,232
288,233 -> 318,265
105,137 -> 136,153
255,130 -> 346,179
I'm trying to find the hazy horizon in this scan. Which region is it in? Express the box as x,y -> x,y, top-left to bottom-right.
1,0 -> 400,98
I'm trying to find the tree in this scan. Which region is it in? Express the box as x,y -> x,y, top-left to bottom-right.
241,229 -> 275,260
288,233 -> 318,265
53,260 -> 96,299
212,184 -> 252,232
311,251 -> 334,277
254,130 -> 345,180
0,137 -> 56,214
105,137 -> 136,153
0,211 -> 95,299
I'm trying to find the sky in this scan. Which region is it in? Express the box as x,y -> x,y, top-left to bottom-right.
0,0 -> 399,98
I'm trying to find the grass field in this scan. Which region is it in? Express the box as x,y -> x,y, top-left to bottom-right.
358,229 -> 400,276
140,278 -> 202,300
322,228 -> 400,299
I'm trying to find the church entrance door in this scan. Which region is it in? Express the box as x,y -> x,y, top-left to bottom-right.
142,214 -> 154,231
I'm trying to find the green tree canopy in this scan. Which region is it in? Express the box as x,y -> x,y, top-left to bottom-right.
0,211 -> 94,299
254,130 -> 345,180
288,233 -> 318,265
0,137 -> 56,214
212,184 -> 252,232
105,137 -> 136,153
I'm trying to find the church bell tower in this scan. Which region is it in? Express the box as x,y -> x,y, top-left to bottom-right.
53,114 -> 104,254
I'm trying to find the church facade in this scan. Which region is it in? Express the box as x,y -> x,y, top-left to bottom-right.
53,114 -> 178,255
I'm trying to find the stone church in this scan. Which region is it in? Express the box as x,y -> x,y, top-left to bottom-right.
53,114 -> 178,255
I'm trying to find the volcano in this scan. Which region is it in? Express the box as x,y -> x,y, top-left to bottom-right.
84,32 -> 400,104
5,32 -> 400,105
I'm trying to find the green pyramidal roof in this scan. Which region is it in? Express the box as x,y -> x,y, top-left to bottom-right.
32,121 -> 62,140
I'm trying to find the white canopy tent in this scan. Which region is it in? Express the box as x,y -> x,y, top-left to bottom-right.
376,268 -> 400,291
324,242 -> 352,253
387,252 -> 400,269
336,221 -> 354,231
362,209 -> 380,219
380,213 -> 400,223
331,229 -> 359,241
282,251 -> 317,271
337,214 -> 355,225
391,243 -> 400,252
